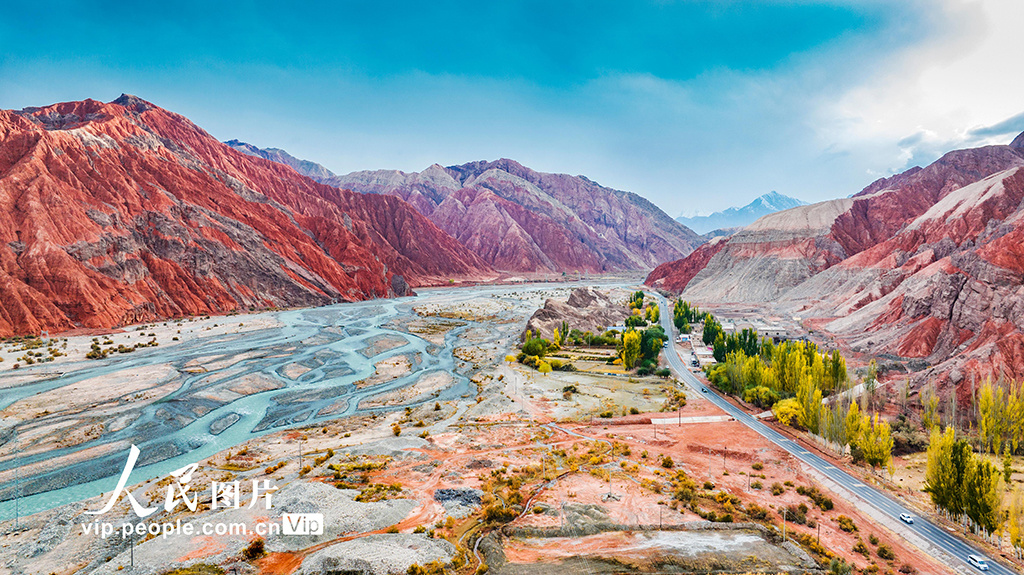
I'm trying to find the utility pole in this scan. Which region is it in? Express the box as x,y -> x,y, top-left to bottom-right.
298,437 -> 303,471
130,527 -> 134,570
782,508 -> 787,542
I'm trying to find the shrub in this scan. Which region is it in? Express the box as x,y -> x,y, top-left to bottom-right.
703,481 -> 715,490
661,456 -> 674,468
751,462 -> 764,471
751,480 -> 763,490
242,538 -> 265,560
771,482 -> 785,496
629,407 -> 640,415
522,338 -> 549,357
876,544 -> 895,561
483,504 -> 516,523
746,503 -> 769,520
796,485 -> 834,511
868,533 -> 879,545
836,515 -> 857,532
828,558 -> 853,575
853,538 -> 869,557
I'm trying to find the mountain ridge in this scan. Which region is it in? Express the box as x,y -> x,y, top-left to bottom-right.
226,141 -> 704,274
676,191 -> 806,234
0,95 -> 495,336
647,131 -> 1024,388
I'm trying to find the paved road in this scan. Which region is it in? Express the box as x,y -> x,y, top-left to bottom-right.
654,294 -> 1013,575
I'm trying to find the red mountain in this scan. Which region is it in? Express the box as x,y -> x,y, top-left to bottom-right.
0,95 -> 495,336
647,134 -> 1024,386
226,144 -> 704,275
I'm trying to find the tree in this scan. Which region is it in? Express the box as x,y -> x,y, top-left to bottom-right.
796,374 -> 822,435
1009,487 -> 1024,552
538,361 -> 552,375
921,383 -> 940,432
522,338 -> 549,357
859,413 -> 893,470
979,378 -> 1006,454
551,328 -> 562,350
924,427 -> 958,513
622,330 -> 641,369
773,398 -> 802,427
1005,445 -> 1014,484
844,402 -> 862,448
964,457 -> 1003,533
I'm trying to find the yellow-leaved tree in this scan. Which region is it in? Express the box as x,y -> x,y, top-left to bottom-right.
622,330 -> 641,369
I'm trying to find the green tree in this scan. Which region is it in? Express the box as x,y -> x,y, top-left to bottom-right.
522,338 -> 549,357
964,457 -> 1003,533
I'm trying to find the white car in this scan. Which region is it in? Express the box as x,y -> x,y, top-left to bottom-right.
899,513 -> 914,524
967,554 -> 989,571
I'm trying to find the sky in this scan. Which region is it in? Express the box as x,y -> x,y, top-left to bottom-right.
2,0 -> 1023,216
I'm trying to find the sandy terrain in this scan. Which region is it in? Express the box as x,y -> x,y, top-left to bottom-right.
0,283 -> 955,575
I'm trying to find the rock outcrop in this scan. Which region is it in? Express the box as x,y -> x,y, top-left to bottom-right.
524,287 -> 629,340
0,95 -> 495,336
227,145 -> 704,274
647,133 -> 1024,387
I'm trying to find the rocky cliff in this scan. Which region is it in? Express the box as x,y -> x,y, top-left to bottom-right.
0,96 -> 495,336
225,147 -> 704,274
524,287 -> 629,340
647,134 -> 1024,385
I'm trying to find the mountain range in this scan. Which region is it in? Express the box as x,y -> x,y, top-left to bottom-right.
227,142 -> 703,275
0,95 -> 495,337
0,95 -> 702,337
675,191 -> 806,235
648,132 -> 1024,388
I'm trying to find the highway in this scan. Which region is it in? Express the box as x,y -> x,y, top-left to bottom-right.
654,294 -> 1014,575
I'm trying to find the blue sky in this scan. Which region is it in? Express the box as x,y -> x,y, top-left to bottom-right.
2,0 -> 1022,215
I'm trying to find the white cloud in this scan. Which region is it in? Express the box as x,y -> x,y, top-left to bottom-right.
817,0 -> 1024,174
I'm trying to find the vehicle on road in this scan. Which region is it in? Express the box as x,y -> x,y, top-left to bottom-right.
967,554 -> 989,571
701,387 -> 707,392
899,513 -> 914,524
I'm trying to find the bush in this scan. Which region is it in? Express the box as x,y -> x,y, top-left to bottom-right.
771,482 -> 785,496
242,538 -> 265,560
743,386 -> 780,409
522,338 -> 549,357
751,462 -> 764,471
629,407 -> 640,415
483,504 -> 516,524
853,538 -> 869,557
703,481 -> 715,490
836,515 -> 857,532
655,368 -> 671,377
796,485 -> 834,511
828,558 -> 853,575
746,503 -> 769,520
868,533 -> 879,545
772,398 -> 802,427
876,544 -> 895,561
661,456 -> 674,468
751,480 -> 763,490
